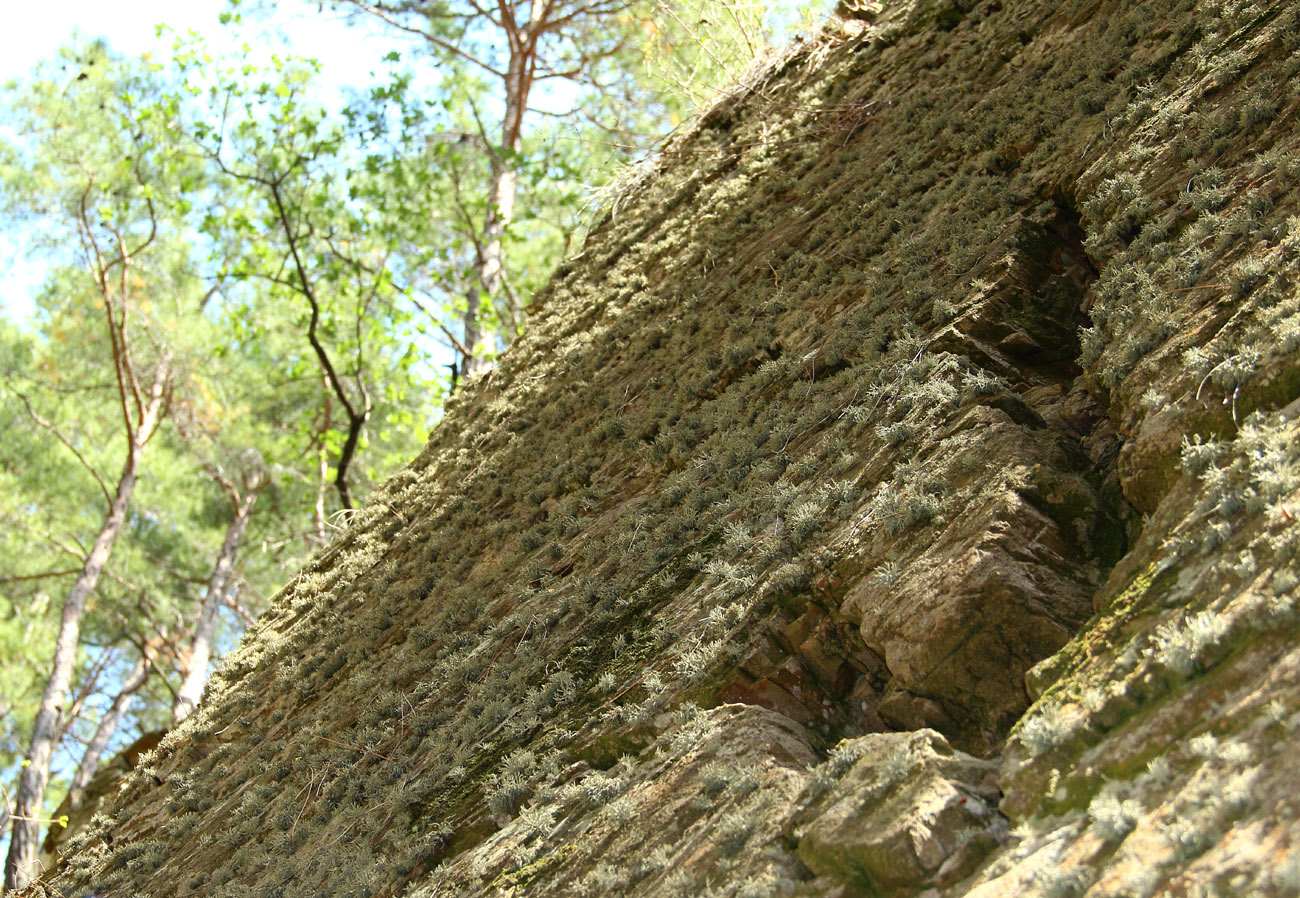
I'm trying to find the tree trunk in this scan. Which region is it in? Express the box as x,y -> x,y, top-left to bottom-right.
3,367 -> 166,892
67,651 -> 152,811
462,26 -> 531,380
461,155 -> 518,380
4,462 -> 138,890
173,492 -> 257,724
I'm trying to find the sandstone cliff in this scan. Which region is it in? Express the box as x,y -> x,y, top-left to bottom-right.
28,0 -> 1300,895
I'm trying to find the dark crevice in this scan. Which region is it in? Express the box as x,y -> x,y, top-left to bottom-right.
714,596 -> 897,754
802,194 -> 1134,758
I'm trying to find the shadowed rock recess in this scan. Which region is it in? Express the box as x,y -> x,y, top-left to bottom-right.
27,0 -> 1300,896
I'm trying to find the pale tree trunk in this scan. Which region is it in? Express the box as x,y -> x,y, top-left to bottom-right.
464,153 -> 519,373
3,363 -> 168,892
67,651 -> 152,811
4,471 -> 136,890
462,9 -> 534,379
462,155 -> 518,380
313,442 -> 329,545
309,386 -> 332,546
173,491 -> 257,724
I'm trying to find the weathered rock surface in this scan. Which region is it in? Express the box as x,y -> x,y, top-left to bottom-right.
794,730 -> 1002,893
26,0 -> 1300,896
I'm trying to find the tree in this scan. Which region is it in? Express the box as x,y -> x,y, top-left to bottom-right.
170,432 -> 266,724
237,0 -> 815,378
369,1 -> 630,373
63,644 -> 156,815
0,46 -> 192,888
0,43 -> 437,883
178,42 -> 442,511
227,0 -> 648,377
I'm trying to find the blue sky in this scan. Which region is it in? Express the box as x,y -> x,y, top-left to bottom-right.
0,0 -> 412,324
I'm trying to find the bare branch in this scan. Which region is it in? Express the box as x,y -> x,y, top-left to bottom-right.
222,586 -> 258,628
267,181 -> 368,509
105,221 -> 145,419
15,393 -> 113,508
464,92 -> 502,166
406,292 -> 473,357
336,0 -> 507,78
494,266 -> 525,337
462,0 -> 498,21
320,231 -> 472,358
171,413 -> 242,507
75,184 -> 135,446
426,129 -> 491,152
538,0 -> 633,35
0,569 -> 82,586
3,516 -> 89,566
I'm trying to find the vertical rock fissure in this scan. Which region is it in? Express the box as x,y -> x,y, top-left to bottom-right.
827,195 -> 1129,756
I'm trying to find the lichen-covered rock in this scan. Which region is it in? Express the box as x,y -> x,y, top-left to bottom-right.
795,730 -> 1002,893
30,0 -> 1300,896
840,394 -> 1119,750
409,704 -> 818,898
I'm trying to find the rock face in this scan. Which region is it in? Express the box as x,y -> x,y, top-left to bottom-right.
28,0 -> 1300,896
794,730 -> 1002,893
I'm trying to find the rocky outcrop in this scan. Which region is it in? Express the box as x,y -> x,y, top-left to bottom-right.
794,730 -> 1002,893
27,0 -> 1300,896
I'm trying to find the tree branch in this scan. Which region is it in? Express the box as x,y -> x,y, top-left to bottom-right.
320,232 -> 472,358
75,184 -> 136,447
222,585 -> 258,628
15,393 -> 113,508
267,181 -> 367,509
0,569 -> 82,586
336,0 -> 507,78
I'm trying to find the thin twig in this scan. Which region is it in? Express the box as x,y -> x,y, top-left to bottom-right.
319,735 -> 396,763
15,394 -> 112,508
